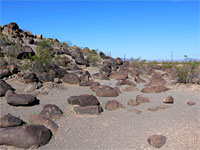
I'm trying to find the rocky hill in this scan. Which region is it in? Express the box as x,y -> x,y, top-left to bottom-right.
0,22 -> 199,150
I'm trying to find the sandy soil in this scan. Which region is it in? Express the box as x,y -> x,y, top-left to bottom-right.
0,71 -> 200,150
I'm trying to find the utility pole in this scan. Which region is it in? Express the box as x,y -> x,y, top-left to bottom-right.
171,51 -> 173,62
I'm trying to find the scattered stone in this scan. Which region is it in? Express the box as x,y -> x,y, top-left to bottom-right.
73,105 -> 103,115
141,86 -> 169,93
0,113 -> 23,128
163,96 -> 174,104
105,100 -> 124,111
0,80 -> 13,96
79,81 -> 93,86
136,95 -> 150,103
131,109 -> 142,114
122,87 -> 139,92
63,73 -> 80,84
187,101 -> 196,106
157,105 -> 170,109
127,100 -> 139,106
39,104 -> 63,121
68,94 -> 99,106
134,76 -> 146,83
110,71 -> 128,80
92,72 -> 109,80
94,85 -> 119,97
29,115 -> 58,134
6,94 -> 38,106
147,107 -> 159,112
0,125 -> 52,149
148,134 -> 167,148
116,79 -> 136,86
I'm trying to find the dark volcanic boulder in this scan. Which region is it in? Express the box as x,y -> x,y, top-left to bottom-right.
6,94 -> 37,106
134,76 -> 146,83
92,73 -> 109,80
3,22 -> 19,30
29,115 -> 58,134
68,94 -> 99,106
71,49 -> 84,59
0,113 -> 23,128
75,57 -> 89,66
54,68 -> 68,79
141,86 -> 169,93
39,104 -> 63,121
0,69 -> 11,79
38,72 -> 55,82
23,72 -> 38,83
94,85 -> 119,97
105,100 -> 124,111
63,73 -> 80,84
73,105 -> 103,115
110,71 -> 128,80
0,79 -> 13,97
148,134 -> 167,148
0,125 -> 52,149
115,57 -> 123,66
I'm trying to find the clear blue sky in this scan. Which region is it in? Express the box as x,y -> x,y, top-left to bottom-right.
1,0 -> 199,60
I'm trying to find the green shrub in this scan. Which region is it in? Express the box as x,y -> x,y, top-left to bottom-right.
82,48 -> 101,66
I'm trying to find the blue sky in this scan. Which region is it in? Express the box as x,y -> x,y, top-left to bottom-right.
1,0 -> 199,60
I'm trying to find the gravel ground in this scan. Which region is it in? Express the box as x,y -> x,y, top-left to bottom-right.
0,74 -> 200,150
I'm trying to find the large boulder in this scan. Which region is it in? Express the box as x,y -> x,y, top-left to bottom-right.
92,73 -> 109,80
75,57 -> 89,66
93,85 -> 119,97
116,79 -> 136,86
6,94 -> 38,106
39,104 -> 63,121
68,94 -> 100,106
0,113 -> 23,128
63,73 -> 80,84
0,79 -> 13,97
141,86 -> 169,93
0,125 -> 52,149
73,105 -> 103,115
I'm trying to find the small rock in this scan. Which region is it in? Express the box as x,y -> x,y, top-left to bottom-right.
73,105 -> 103,115
23,72 -> 38,83
141,86 -> 169,93
127,100 -> 139,106
94,85 -> 119,97
147,107 -> 159,112
39,104 -> 63,121
157,105 -> 170,109
163,96 -> 174,104
131,109 -> 142,114
136,95 -> 150,103
0,113 -> 23,128
187,101 -> 196,106
63,73 -> 80,84
122,87 -> 139,92
148,134 -> 167,148
110,71 -> 128,80
105,100 -> 124,111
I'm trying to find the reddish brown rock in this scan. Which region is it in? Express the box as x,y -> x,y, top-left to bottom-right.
63,73 -> 80,84
187,101 -> 196,106
163,96 -> 174,104
0,113 -> 23,128
29,114 -> 58,134
131,109 -> 142,114
73,105 -> 103,115
122,87 -> 139,92
136,95 -> 150,103
148,134 -> 167,148
39,104 -> 63,121
116,79 -> 136,86
147,107 -> 159,112
94,85 -> 119,97
105,100 -> 124,111
134,76 -> 146,83
141,86 -> 169,93
110,71 -> 128,80
127,100 -> 140,106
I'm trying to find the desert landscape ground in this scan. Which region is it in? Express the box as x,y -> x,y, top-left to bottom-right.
0,23 -> 200,150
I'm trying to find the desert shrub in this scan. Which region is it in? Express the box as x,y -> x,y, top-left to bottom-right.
176,61 -> 200,84
22,46 -> 54,73
82,48 -> 101,66
130,57 -> 147,75
0,31 -> 13,46
36,39 -> 55,51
